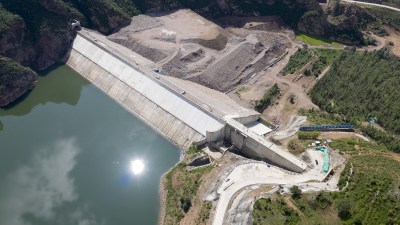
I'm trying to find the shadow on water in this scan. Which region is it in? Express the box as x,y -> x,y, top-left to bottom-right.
0,64 -> 89,117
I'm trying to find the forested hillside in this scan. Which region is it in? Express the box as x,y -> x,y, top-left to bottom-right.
310,49 -> 400,134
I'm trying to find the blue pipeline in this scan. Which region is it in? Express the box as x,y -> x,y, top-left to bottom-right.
299,125 -> 354,131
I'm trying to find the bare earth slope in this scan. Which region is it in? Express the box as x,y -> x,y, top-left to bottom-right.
108,10 -> 291,92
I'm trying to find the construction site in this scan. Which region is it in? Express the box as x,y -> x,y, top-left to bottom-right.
65,9 -> 368,225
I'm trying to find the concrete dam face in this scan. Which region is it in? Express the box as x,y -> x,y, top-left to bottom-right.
66,30 -> 306,173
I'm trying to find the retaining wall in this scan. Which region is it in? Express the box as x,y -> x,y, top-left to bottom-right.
225,119 -> 307,173
65,33 -> 221,148
206,125 -> 225,142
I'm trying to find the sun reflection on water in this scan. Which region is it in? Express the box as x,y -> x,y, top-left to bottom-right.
130,159 -> 145,175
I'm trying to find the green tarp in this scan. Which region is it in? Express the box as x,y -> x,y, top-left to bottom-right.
315,147 -> 329,173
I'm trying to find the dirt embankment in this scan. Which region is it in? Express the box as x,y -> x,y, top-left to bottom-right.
385,26 -> 400,57
108,10 -> 291,93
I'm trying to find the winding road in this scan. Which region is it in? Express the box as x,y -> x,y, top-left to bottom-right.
212,148 -> 345,225
342,0 -> 400,12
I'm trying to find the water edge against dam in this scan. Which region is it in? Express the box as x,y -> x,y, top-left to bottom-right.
0,65 -> 180,225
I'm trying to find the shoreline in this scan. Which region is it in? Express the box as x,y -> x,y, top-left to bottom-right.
158,172 -> 167,225
158,151 -> 185,225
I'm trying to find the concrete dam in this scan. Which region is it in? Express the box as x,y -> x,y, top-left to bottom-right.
66,30 -> 306,173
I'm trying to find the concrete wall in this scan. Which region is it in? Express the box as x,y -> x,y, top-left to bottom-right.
67,48 -> 204,149
232,114 -> 260,125
206,125 -> 225,142
225,119 -> 307,173
70,33 -> 224,137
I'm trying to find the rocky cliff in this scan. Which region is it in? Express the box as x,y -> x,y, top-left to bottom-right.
297,3 -> 375,45
0,56 -> 37,107
0,0 -> 138,106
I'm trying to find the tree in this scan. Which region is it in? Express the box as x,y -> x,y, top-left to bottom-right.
180,197 -> 192,213
304,69 -> 311,76
290,185 -> 302,199
337,200 -> 351,220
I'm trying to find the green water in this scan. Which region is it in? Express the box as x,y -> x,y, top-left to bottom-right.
0,65 -> 180,225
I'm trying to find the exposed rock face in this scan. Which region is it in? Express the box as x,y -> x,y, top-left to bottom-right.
0,56 -> 37,107
298,11 -> 329,36
297,3 -> 375,45
0,0 -> 137,70
0,0 -> 137,106
0,1 -> 83,70
67,0 -> 137,34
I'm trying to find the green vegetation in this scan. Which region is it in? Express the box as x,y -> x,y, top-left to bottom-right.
299,108 -> 347,125
235,86 -> 250,94
378,0 -> 400,9
0,56 -> 34,96
253,194 -> 342,225
187,145 -> 201,154
0,57 -> 32,77
297,131 -> 320,140
284,48 -> 341,77
288,139 -> 306,155
309,49 -> 400,151
0,120 -> 3,130
367,21 -> 388,36
366,7 -> 400,31
308,49 -> 342,77
290,186 -> 302,200
198,201 -> 212,224
296,33 -> 342,46
254,138 -> 400,225
255,83 -> 280,112
0,4 -> 23,34
283,48 -> 313,75
64,0 -> 139,32
326,139 -> 399,223
334,154 -> 400,224
330,138 -> 386,156
360,125 -> 400,153
311,49 -> 400,135
253,197 -> 300,225
164,160 -> 212,225
2,0 -> 82,41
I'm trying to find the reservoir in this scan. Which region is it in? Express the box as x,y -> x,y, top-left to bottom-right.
0,65 -> 180,225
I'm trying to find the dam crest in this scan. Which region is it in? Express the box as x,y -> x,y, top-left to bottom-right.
66,29 -> 306,173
